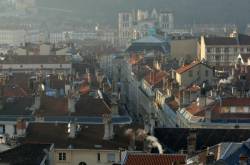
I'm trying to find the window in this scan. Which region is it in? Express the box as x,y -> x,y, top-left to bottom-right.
189,71 -> 193,77
97,153 -> 101,162
0,125 -> 5,134
215,55 -> 220,61
215,48 -> 220,53
224,48 -> 229,53
230,107 -> 236,113
107,153 -> 115,162
59,152 -> 66,161
206,48 -> 211,53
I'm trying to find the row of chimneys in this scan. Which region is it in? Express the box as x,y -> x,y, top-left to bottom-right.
66,114 -> 114,140
33,93 -> 118,140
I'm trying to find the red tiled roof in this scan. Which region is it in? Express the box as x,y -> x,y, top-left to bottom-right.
185,98 -> 250,119
185,102 -> 205,117
186,84 -> 201,93
3,86 -> 28,97
175,61 -> 200,74
124,154 -> 186,165
36,96 -> 68,116
144,70 -> 167,86
80,83 -> 90,94
167,100 -> 179,112
221,98 -> 250,106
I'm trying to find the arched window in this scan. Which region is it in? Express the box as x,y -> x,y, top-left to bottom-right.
79,162 -> 87,165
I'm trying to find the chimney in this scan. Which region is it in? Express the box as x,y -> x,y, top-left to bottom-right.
205,108 -> 211,122
34,95 -> 41,110
128,133 -> 136,151
16,118 -> 27,137
239,154 -> 248,165
187,129 -> 197,155
206,151 -> 215,165
103,114 -> 113,140
196,96 -> 206,107
68,122 -> 76,138
111,95 -> 118,115
68,96 -> 76,113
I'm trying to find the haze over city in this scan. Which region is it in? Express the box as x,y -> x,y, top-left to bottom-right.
0,0 -> 249,164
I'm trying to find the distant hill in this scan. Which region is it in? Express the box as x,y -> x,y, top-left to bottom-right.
37,0 -> 250,29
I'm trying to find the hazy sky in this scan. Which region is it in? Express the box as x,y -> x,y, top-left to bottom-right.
37,0 -> 250,29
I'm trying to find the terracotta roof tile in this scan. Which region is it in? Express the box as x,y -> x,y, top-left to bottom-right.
124,154 -> 186,165
175,61 -> 200,74
144,71 -> 167,86
185,102 -> 205,117
3,85 -> 28,97
186,84 -> 201,93
36,96 -> 68,116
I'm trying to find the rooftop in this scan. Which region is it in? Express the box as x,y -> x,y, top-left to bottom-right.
133,36 -> 166,44
204,34 -> 250,46
124,153 -> 186,165
24,123 -> 139,150
192,140 -> 250,165
0,96 -> 34,116
175,61 -> 201,74
126,36 -> 169,53
0,55 -> 70,64
36,95 -> 111,117
144,70 -> 167,87
0,143 -> 52,165
204,37 -> 237,45
154,128 -> 250,153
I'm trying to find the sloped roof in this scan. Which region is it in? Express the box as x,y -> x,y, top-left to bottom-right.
133,36 -> 165,44
144,70 -> 167,86
24,123 -> 142,150
154,128 -> 250,153
124,153 -> 186,165
175,61 -> 201,74
204,37 -> 237,45
0,143 -> 52,164
238,34 -> 250,45
126,36 -> 169,53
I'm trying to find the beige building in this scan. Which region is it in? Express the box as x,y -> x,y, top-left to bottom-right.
175,61 -> 214,88
199,34 -> 250,66
53,148 -> 121,165
170,38 -> 198,64
24,122 -> 137,165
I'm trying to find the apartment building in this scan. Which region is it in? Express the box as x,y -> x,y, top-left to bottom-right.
199,34 -> 250,67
